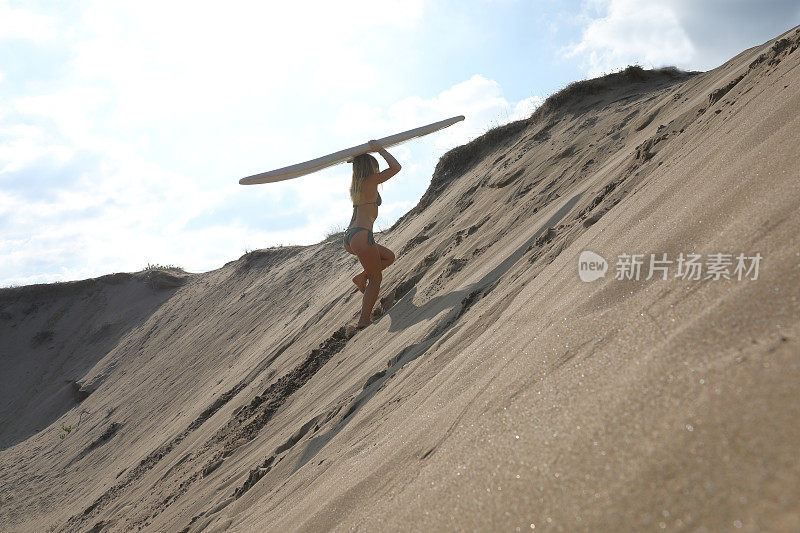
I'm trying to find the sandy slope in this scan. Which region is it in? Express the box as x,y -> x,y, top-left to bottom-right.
1,26 -> 799,532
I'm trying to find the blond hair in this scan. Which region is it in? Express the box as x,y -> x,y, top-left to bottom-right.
350,154 -> 379,202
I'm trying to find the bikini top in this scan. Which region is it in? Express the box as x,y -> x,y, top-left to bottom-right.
352,192 -> 382,210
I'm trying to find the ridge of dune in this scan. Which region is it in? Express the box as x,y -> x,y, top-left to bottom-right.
1,26 -> 799,532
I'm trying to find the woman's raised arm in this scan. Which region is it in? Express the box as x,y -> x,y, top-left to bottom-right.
368,140 -> 401,183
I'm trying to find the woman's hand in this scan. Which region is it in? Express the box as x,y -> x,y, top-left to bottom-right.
346,140 -> 382,163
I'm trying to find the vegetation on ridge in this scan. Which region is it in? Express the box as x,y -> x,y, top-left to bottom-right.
387,65 -> 693,233
530,65 -> 691,122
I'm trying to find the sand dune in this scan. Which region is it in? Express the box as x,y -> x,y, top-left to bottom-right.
1,26 -> 799,532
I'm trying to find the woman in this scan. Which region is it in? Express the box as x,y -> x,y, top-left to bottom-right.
343,139 -> 401,329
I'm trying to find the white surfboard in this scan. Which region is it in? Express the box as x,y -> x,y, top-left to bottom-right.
239,115 -> 465,185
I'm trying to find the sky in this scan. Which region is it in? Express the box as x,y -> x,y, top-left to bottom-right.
1,0 -> 798,287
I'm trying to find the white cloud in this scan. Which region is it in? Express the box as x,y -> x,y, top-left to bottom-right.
509,95 -> 546,121
0,1 -> 432,286
0,1 -> 56,41
67,0 -> 424,128
669,0 -> 800,71
565,0 -> 799,76
565,0 -> 695,76
334,74 -> 543,154
14,87 -> 111,142
0,1 -> 549,286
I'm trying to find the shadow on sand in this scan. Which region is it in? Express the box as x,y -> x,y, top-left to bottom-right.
294,191 -> 583,472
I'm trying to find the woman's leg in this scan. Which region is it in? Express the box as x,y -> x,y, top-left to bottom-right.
353,244 -> 395,293
351,233 -> 383,327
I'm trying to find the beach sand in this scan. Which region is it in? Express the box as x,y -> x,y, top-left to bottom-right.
1,25 -> 799,532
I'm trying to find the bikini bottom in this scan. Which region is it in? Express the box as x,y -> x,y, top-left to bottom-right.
343,226 -> 375,247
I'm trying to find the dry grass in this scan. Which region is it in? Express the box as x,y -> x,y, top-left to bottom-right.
324,223 -> 346,242
432,66 -> 693,186
144,263 -> 183,271
434,119 -> 530,182
530,65 -> 691,122
387,65 -> 695,235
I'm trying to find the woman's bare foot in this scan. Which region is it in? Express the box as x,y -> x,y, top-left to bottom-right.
356,320 -> 371,329
352,272 -> 367,293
